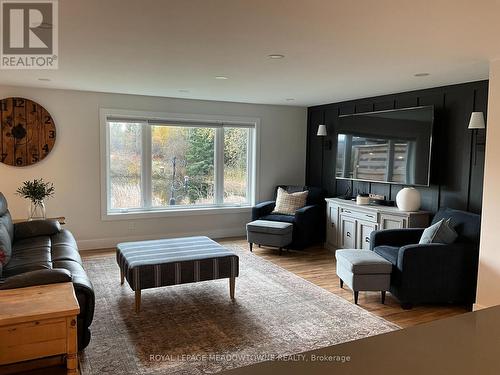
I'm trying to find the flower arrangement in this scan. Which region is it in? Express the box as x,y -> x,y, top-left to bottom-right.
16,179 -> 55,220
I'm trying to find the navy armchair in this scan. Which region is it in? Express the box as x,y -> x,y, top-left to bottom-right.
370,208 -> 481,308
252,185 -> 326,249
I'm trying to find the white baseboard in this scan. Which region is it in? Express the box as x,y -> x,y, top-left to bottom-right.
77,227 -> 246,251
473,303 -> 486,311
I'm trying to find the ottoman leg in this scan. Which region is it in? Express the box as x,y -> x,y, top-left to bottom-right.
249,243 -> 253,252
340,279 -> 343,288
354,291 -> 359,304
381,291 -> 386,304
229,277 -> 235,300
120,269 -> 124,285
135,289 -> 141,313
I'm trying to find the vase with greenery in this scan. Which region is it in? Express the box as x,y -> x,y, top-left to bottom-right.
16,179 -> 55,221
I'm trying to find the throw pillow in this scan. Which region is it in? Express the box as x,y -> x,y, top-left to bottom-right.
419,219 -> 458,245
0,224 -> 12,267
272,187 -> 308,215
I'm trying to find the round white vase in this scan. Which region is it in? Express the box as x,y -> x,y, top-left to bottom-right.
396,187 -> 421,211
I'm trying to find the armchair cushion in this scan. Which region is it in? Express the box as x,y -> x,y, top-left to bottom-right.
0,269 -> 72,290
373,245 -> 400,266
419,219 -> 457,245
272,187 -> 308,215
260,214 -> 295,224
14,219 -> 61,240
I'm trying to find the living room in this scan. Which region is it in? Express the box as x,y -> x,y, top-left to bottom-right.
1,1 -> 500,374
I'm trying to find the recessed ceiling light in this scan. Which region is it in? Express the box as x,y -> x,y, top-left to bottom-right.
414,72 -> 430,77
268,54 -> 285,59
215,76 -> 229,80
38,78 -> 51,81
178,89 -> 190,93
286,98 -> 295,101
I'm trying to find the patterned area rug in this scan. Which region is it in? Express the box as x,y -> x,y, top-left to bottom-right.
80,244 -> 398,374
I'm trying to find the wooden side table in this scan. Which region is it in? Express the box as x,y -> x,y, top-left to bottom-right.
0,283 -> 80,374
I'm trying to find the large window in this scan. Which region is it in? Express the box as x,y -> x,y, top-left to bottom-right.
103,112 -> 257,216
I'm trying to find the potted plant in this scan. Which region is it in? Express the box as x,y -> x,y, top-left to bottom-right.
16,179 -> 55,221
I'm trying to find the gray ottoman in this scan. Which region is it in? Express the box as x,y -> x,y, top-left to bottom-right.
246,220 -> 293,256
335,249 -> 392,304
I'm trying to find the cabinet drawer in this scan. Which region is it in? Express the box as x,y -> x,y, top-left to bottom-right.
0,318 -> 67,364
340,207 -> 378,223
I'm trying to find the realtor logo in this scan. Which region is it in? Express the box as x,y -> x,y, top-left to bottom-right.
1,0 -> 58,69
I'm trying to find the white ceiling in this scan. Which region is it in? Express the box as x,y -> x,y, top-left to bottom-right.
1,0 -> 499,106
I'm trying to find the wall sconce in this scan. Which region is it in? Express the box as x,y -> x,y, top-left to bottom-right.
317,124 -> 332,150
468,112 -> 486,165
468,112 -> 485,130
317,124 -> 327,136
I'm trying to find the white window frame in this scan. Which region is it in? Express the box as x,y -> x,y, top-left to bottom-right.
100,108 -> 260,220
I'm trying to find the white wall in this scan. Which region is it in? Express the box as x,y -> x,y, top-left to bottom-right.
0,86 -> 307,249
475,59 -> 500,309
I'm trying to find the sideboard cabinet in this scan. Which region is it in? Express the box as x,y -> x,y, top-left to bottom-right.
325,198 -> 430,251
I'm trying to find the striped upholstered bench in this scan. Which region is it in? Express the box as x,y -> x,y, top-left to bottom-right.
116,236 -> 239,312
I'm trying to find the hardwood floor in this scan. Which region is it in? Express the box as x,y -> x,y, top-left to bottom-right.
82,237 -> 469,329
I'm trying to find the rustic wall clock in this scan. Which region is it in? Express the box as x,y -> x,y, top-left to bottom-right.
0,97 -> 56,167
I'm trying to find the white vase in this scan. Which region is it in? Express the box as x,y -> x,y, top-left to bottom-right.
396,188 -> 421,212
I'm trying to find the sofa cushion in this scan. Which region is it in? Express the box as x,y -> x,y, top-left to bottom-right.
272,187 -> 308,215
14,219 -> 61,240
0,269 -> 72,290
335,249 -> 392,274
419,219 -> 458,245
0,224 -> 12,267
0,193 -> 14,241
373,245 -> 400,266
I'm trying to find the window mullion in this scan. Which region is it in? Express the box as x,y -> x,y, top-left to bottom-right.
142,123 -> 152,209
214,128 -> 224,205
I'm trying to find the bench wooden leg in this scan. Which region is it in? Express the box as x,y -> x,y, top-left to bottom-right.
381,291 -> 386,304
229,277 -> 235,300
354,291 -> 359,304
340,279 -> 343,288
120,269 -> 124,285
249,243 -> 253,252
135,289 -> 141,313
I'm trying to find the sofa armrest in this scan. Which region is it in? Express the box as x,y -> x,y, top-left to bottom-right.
370,228 -> 425,250
14,219 -> 61,240
0,269 -> 72,290
252,201 -> 276,220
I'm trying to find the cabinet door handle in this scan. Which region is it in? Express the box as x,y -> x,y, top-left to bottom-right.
365,236 -> 370,243
344,210 -> 352,214
346,232 -> 351,238
365,214 -> 374,219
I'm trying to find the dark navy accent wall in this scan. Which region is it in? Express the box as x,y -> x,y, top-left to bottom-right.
306,80 -> 488,214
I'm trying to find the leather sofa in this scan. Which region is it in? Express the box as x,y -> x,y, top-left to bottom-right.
0,193 -> 95,350
252,185 -> 326,249
370,207 -> 481,308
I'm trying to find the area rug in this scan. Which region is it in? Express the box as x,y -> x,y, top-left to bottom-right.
80,244 -> 398,375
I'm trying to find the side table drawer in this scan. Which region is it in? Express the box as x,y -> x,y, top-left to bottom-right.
0,318 -> 67,364
340,207 -> 378,223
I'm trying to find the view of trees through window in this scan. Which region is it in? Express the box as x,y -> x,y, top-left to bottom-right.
108,121 -> 250,210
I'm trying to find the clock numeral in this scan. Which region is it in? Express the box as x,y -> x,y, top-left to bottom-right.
32,104 -> 37,113
1,153 -> 7,162
48,130 -> 55,139
42,144 -> 49,153
1,101 -> 7,111
15,157 -> 23,165
31,154 -> 39,163
44,116 -> 51,124
13,98 -> 24,107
